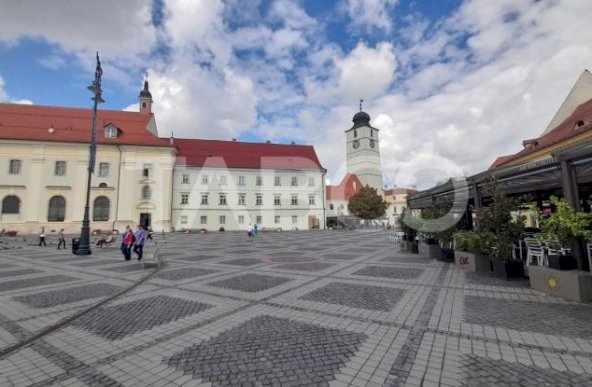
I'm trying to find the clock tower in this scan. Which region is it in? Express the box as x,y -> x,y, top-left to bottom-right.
345,109 -> 384,193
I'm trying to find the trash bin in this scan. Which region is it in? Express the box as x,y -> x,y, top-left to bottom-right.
72,238 -> 80,254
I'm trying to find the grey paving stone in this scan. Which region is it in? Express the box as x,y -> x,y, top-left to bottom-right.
176,254 -> 219,262
0,275 -> 76,292
464,272 -> 529,288
14,283 -> 122,308
208,273 -> 292,292
460,354 -> 592,386
301,282 -> 405,311
0,263 -> 17,269
464,295 -> 592,339
157,267 -> 219,280
167,315 -> 367,386
275,262 -> 335,272
72,295 -> 213,340
321,253 -> 359,260
217,258 -> 262,266
0,268 -> 43,278
102,263 -> 150,273
352,266 -> 424,280
69,259 -> 122,267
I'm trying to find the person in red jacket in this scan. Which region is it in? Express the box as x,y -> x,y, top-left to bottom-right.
121,226 -> 134,260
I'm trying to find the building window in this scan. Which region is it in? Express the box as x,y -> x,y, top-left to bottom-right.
291,195 -> 298,205
202,175 -> 209,185
308,177 -> 314,187
219,193 -> 227,205
308,195 -> 315,205
200,216 -> 207,225
201,194 -> 209,205
8,159 -> 21,175
238,175 -> 245,186
370,129 -> 373,137
48,196 -> 66,222
181,193 -> 189,204
393,207 -> 397,214
143,164 -> 153,178
273,195 -> 281,206
180,215 -> 188,225
292,215 -> 297,224
256,194 -> 263,205
105,126 -> 118,138
182,174 -> 190,184
256,175 -> 263,186
141,185 -> 151,200
98,182 -> 108,188
291,176 -> 298,186
54,161 -> 67,176
274,215 -> 280,224
219,175 -> 227,186
274,176 -> 281,186
219,215 -> 226,224
329,204 -> 334,210
238,193 -> 246,206
1,195 -> 20,214
354,129 -> 357,138
256,215 -> 262,224
238,215 -> 244,225
92,196 -> 110,221
98,163 -> 109,177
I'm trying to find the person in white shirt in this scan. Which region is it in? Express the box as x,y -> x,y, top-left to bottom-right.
246,223 -> 254,242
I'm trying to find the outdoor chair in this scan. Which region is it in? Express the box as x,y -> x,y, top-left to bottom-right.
524,237 -> 548,267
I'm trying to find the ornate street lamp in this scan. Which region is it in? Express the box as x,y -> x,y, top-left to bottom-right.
75,53 -> 104,255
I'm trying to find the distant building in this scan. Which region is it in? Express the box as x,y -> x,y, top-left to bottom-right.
326,174 -> 363,218
383,188 -> 417,227
172,139 -> 326,231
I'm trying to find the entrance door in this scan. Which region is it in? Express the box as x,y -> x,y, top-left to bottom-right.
139,213 -> 151,229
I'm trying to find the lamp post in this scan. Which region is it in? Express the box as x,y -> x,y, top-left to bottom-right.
76,52 -> 104,255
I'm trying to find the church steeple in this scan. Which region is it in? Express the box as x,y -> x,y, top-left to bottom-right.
139,80 -> 153,114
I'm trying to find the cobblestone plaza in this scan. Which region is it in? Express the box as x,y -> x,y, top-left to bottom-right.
0,231 -> 591,386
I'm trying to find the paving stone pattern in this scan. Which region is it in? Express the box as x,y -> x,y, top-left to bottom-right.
167,315 -> 367,386
0,274 -> 76,292
157,267 -> 219,280
14,283 -> 123,308
217,258 -> 262,266
301,282 -> 405,311
208,273 -> 292,292
275,262 -> 335,272
464,295 -> 592,338
72,295 -> 213,340
460,354 -> 592,387
352,265 -> 424,280
0,268 -> 43,278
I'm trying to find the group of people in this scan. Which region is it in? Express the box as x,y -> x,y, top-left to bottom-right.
246,223 -> 259,242
38,227 -> 66,249
120,225 -> 147,261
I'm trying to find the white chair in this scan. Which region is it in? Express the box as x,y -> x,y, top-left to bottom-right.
524,237 -> 548,267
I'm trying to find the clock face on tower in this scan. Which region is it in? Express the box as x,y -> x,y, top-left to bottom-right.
370,139 -> 375,148
353,139 -> 360,149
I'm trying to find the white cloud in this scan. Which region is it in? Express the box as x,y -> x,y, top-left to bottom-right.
343,0 -> 399,33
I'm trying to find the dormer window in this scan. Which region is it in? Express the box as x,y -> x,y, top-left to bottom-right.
575,120 -> 586,129
104,124 -> 119,138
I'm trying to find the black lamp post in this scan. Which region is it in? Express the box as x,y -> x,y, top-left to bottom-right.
76,52 -> 104,255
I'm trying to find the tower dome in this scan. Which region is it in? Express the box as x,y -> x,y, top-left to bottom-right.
352,111 -> 370,128
139,81 -> 152,99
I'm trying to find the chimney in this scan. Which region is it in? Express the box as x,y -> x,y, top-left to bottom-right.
232,138 -> 237,142
290,141 -> 295,145
266,140 -> 271,144
169,133 -> 174,145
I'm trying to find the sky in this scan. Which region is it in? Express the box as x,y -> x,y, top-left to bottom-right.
0,0 -> 591,189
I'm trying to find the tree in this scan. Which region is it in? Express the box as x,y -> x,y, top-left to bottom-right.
347,185 -> 387,220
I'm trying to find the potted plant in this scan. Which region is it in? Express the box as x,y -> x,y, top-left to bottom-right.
475,184 -> 525,279
453,231 -> 491,272
533,196 -> 591,270
397,210 -> 418,253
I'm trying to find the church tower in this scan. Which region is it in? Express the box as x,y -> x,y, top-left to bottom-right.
345,107 -> 384,193
139,80 -> 153,114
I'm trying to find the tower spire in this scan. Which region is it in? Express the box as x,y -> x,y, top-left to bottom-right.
359,98 -> 364,112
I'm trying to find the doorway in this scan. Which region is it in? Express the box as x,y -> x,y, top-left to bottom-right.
139,213 -> 151,229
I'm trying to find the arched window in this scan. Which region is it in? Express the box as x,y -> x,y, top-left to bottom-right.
98,182 -> 108,188
2,195 -> 20,214
93,196 -> 110,221
48,196 -> 66,222
353,129 -> 357,138
141,185 -> 152,200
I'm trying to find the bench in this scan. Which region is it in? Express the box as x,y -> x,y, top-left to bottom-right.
96,234 -> 117,248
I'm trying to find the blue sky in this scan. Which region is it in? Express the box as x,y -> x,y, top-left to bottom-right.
1,0 -> 591,189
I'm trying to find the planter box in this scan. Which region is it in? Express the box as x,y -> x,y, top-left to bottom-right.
529,266 -> 592,303
454,251 -> 491,272
491,260 -> 524,279
439,249 -> 455,263
401,240 -> 418,254
419,243 -> 441,259
548,254 -> 577,270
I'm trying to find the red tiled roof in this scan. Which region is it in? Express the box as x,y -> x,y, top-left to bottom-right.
174,138 -> 324,170
0,102 -> 172,147
383,188 -> 417,196
326,174 -> 363,200
491,98 -> 592,169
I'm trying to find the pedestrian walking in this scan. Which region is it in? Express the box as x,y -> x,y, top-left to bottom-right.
246,223 -> 254,242
39,227 -> 47,247
121,226 -> 134,260
146,226 -> 154,241
253,223 -> 259,237
133,226 -> 146,260
57,228 -> 66,250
